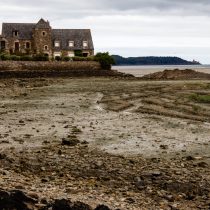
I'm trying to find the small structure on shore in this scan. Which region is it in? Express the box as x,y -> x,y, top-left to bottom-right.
0,18 -> 94,58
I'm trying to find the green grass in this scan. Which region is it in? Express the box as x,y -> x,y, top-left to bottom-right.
189,93 -> 210,103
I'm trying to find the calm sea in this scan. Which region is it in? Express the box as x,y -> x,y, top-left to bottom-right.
113,65 -> 210,77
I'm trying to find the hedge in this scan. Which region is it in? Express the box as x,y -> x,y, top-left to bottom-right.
0,52 -> 115,70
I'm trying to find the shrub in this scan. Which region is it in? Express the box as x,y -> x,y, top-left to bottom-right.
72,56 -> 85,61
189,93 -> 210,103
33,54 -> 49,61
55,56 -> 62,61
20,55 -> 33,61
74,50 -> 83,57
72,56 -> 94,62
62,56 -> 71,62
0,54 -> 11,61
10,55 -> 21,61
94,52 -> 115,70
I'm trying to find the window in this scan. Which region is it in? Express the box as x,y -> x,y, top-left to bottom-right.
0,41 -> 6,50
54,41 -> 60,47
42,31 -> 46,36
54,52 -> 61,58
25,42 -> 30,49
68,51 -> 74,57
13,30 -> 19,37
44,45 -> 48,50
14,42 -> 19,51
69,41 -> 74,47
83,41 -> 88,48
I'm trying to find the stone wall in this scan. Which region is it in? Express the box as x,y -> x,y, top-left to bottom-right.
5,38 -> 32,54
0,61 -> 133,78
0,61 -> 101,71
33,28 -> 52,56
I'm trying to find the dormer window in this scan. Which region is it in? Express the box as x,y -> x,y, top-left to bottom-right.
13,30 -> 19,37
83,41 -> 88,48
69,41 -> 74,47
54,41 -> 60,47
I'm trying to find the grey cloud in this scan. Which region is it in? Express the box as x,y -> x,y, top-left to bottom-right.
1,0 -> 210,18
0,0 -> 210,63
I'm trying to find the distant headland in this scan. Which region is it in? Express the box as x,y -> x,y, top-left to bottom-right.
112,55 -> 201,66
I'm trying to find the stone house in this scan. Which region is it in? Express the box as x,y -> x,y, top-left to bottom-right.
0,18 -> 94,58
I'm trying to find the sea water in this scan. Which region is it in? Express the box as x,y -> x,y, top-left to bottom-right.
113,65 -> 210,77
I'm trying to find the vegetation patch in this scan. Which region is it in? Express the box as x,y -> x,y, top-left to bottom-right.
189,93 -> 210,103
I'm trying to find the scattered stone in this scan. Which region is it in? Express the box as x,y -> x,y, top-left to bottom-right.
62,137 -> 80,146
186,156 -> 195,161
19,120 -> 25,124
0,190 -> 111,210
160,145 -> 168,150
197,162 -> 208,168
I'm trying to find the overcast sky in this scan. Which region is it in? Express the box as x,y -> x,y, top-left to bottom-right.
1,0 -> 210,63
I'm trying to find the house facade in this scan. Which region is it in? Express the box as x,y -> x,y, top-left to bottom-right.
0,18 -> 94,58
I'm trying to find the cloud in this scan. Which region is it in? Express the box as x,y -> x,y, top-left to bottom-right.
0,0 -> 210,63
1,0 -> 210,18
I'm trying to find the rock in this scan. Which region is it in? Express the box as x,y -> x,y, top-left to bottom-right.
19,120 -> 25,124
50,199 -> 92,210
197,162 -> 208,168
125,197 -> 135,204
0,190 -> 36,210
0,140 -> 9,144
160,145 -> 168,150
0,169 -> 10,175
81,140 -> 89,145
168,204 -> 179,210
142,170 -> 162,178
134,177 -> 146,190
72,201 -> 92,210
0,153 -> 7,159
92,160 -> 104,169
51,199 -> 72,210
0,190 -> 111,210
186,156 -> 195,161
62,137 -> 80,146
95,205 -> 111,210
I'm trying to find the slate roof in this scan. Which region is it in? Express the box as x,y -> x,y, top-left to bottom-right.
52,29 -> 94,50
2,23 -> 35,40
36,18 -> 51,29
1,19 -> 94,50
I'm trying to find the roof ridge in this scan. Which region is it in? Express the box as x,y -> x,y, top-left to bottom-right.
53,29 -> 90,30
3,22 -> 35,24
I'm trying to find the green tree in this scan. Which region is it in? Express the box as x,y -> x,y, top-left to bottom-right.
94,52 -> 115,70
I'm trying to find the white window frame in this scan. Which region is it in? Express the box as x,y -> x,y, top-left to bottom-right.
68,51 -> 75,57
25,42 -> 31,49
69,41 -> 74,47
13,31 -> 19,37
54,41 -> 60,47
44,45 -> 48,50
54,52 -> 61,58
83,41 -> 88,48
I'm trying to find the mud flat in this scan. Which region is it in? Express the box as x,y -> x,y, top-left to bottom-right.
0,77 -> 210,209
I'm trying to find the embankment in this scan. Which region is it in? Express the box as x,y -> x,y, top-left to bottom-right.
142,69 -> 210,80
0,61 -> 133,78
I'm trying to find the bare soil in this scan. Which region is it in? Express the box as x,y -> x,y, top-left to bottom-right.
142,69 -> 210,80
0,77 -> 210,209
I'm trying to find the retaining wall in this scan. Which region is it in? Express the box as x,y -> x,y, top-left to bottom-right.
0,61 -> 133,78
